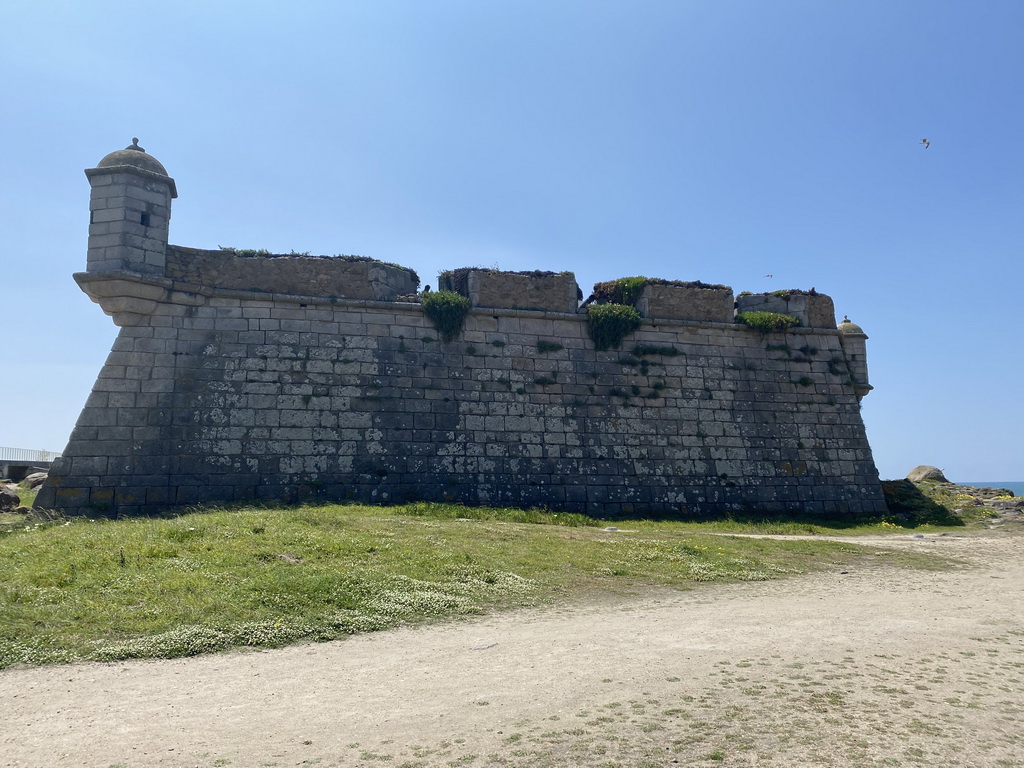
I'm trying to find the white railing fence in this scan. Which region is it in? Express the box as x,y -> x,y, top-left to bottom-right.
0,447 -> 61,463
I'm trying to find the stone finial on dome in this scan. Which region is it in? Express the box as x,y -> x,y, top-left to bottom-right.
125,137 -> 145,152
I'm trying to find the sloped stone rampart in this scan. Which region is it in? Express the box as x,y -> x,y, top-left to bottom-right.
37,277 -> 886,519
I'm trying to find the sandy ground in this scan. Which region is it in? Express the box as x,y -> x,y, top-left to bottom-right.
2,531 -> 1022,768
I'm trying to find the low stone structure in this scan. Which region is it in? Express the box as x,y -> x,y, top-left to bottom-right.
635,282 -> 735,323
35,141 -> 887,519
737,290 -> 837,329
439,269 -> 580,313
165,247 -> 417,301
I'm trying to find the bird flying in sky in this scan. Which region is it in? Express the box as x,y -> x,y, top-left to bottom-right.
921,138 -> 931,149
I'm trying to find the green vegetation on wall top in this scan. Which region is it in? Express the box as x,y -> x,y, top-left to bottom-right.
593,276 -> 650,306
584,276 -> 726,351
589,276 -> 731,306
736,311 -> 801,333
770,288 -> 820,298
587,303 -> 642,350
421,290 -> 471,343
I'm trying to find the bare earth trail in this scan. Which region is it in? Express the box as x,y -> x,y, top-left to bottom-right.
3,532 -> 1023,768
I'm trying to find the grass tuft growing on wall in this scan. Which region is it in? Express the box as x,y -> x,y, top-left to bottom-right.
536,340 -> 564,354
589,277 -> 730,306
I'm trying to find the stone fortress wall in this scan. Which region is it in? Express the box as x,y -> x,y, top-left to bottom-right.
36,141 -> 887,518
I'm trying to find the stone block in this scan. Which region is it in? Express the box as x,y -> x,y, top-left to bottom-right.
53,487 -> 91,508
636,283 -> 734,323
439,269 -> 580,312
735,291 -> 836,328
164,246 -> 418,300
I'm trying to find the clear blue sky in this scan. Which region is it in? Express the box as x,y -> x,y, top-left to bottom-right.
2,0 -> 1021,481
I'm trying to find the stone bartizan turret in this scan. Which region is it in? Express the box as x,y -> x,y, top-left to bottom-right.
84,138 -> 177,276
837,315 -> 872,398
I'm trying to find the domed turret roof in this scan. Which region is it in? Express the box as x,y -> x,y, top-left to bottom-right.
837,315 -> 865,334
96,138 -> 169,176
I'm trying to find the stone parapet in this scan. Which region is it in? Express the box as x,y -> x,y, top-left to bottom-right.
164,247 -> 418,301
736,291 -> 836,328
439,269 -> 580,313
635,282 -> 735,322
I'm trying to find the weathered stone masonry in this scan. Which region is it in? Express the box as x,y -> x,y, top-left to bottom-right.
36,141 -> 887,518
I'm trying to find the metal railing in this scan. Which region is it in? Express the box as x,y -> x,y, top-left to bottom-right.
0,447 -> 61,463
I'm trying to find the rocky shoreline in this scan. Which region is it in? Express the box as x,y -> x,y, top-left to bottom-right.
932,482 -> 1023,526
905,464 -> 1022,528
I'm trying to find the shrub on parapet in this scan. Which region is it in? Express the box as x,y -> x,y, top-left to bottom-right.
736,311 -> 800,333
590,276 -> 650,306
587,303 -> 642,350
589,276 -> 731,306
770,287 -> 820,298
422,290 -> 471,342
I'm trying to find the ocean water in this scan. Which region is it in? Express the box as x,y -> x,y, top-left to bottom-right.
959,481 -> 1024,497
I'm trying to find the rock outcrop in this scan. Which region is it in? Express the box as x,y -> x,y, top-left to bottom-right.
23,472 -> 48,489
907,465 -> 950,483
0,486 -> 20,511
907,472 -> 1022,527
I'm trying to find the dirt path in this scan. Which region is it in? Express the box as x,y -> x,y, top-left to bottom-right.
3,532 -> 1023,768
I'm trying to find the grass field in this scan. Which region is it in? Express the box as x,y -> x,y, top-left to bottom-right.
0,502 -> 953,669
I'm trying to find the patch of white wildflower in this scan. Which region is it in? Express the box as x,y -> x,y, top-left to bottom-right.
0,639 -> 79,667
0,564 -> 537,668
366,568 -> 535,621
601,538 -> 798,582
